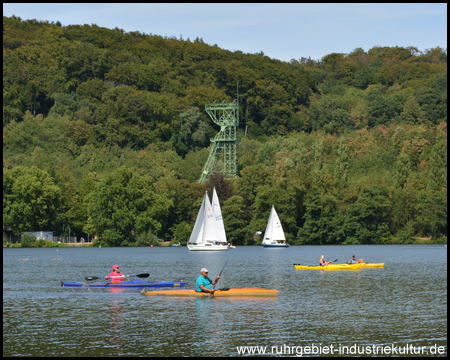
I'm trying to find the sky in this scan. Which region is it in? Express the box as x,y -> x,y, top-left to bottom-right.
3,3 -> 447,62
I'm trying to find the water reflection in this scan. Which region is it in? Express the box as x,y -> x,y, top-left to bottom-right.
109,288 -> 125,355
195,297 -> 210,345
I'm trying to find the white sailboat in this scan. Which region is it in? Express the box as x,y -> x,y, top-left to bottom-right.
262,206 -> 289,248
187,190 -> 229,251
212,188 -> 227,243
213,188 -> 235,249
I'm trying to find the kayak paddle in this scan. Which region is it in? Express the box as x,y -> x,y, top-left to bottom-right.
85,273 -> 150,281
213,262 -> 227,290
321,259 -> 338,266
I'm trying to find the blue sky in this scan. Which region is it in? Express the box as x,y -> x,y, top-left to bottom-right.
3,3 -> 447,62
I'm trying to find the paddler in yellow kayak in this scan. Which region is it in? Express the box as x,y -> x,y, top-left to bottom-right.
347,255 -> 364,264
196,267 -> 220,294
319,255 -> 334,266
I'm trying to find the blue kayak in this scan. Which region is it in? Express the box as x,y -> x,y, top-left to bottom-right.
61,280 -> 186,288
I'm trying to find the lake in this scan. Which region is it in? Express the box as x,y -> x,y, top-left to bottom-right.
3,245 -> 447,357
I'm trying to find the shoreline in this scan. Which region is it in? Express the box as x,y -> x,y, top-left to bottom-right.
68,241 -> 175,247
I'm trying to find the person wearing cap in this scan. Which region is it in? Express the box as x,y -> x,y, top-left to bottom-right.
105,265 -> 130,283
195,267 -> 220,293
348,255 -> 364,264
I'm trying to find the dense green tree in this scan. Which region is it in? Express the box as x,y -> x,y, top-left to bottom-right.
59,39 -> 109,86
152,177 -> 202,237
222,195 -> 249,245
415,188 -> 447,238
309,96 -> 351,132
256,137 -> 283,165
389,186 -> 417,239
427,133 -> 447,191
75,78 -> 110,111
311,138 -> 324,184
394,152 -> 411,189
367,92 -> 395,127
173,221 -> 192,245
400,96 -> 428,125
170,107 -> 214,157
333,137 -> 350,193
415,74 -> 447,125
204,172 -> 234,205
84,167 -> 156,245
344,183 -> 392,243
136,59 -> 171,92
297,191 -> 342,244
49,92 -> 79,117
234,164 -> 273,205
238,137 -> 262,169
3,166 -> 61,234
65,119 -> 93,147
352,65 -> 377,89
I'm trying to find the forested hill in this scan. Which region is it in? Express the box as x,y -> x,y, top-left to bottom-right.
3,16 -> 448,246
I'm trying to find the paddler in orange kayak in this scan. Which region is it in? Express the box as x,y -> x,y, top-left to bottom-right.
195,267 -> 220,294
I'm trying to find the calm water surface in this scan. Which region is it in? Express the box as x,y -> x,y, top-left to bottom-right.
3,245 -> 447,357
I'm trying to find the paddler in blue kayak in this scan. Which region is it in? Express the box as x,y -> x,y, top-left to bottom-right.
196,267 -> 220,294
105,264 -> 130,283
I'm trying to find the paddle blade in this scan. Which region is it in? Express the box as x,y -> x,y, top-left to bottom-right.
85,276 -> 99,281
135,273 -> 149,278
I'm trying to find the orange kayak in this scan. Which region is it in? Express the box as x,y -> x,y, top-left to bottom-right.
140,287 -> 278,297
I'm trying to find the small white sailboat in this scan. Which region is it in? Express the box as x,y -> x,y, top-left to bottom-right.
212,188 -> 227,244
262,206 -> 289,248
187,189 -> 229,251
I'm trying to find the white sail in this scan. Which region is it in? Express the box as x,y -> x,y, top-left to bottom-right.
271,206 -> 286,241
187,191 -> 229,251
202,192 -> 219,241
263,206 -> 286,244
263,208 -> 274,244
212,188 -> 227,243
189,195 -> 205,244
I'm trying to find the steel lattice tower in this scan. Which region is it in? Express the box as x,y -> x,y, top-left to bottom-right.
199,99 -> 239,183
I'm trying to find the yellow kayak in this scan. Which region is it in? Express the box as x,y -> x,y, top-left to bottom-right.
359,263 -> 384,268
294,263 -> 361,271
331,263 -> 385,268
351,262 -> 384,268
140,287 -> 278,297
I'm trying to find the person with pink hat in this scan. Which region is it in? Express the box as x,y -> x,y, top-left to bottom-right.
105,265 -> 129,283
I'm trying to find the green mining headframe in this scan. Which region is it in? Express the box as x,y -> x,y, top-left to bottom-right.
199,99 -> 239,183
